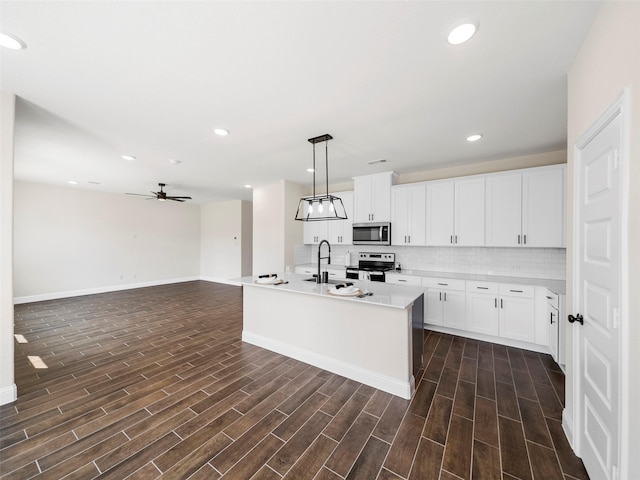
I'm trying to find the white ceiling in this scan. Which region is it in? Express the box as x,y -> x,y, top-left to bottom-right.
1,1 -> 600,204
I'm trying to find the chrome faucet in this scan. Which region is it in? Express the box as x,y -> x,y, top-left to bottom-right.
317,239 -> 331,284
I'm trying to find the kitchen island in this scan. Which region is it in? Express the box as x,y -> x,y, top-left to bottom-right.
239,274 -> 426,399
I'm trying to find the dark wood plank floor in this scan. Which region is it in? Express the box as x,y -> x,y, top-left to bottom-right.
1,281 -> 589,479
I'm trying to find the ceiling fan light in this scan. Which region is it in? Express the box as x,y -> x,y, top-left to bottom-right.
466,133 -> 483,142
214,128 -> 229,136
121,154 -> 136,161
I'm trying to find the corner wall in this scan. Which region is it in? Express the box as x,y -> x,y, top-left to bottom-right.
0,91 -> 16,405
567,2 -> 640,477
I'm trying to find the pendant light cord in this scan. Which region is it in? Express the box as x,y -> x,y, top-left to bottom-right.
325,139 -> 329,196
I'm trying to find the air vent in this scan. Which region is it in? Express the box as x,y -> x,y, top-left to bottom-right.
367,159 -> 388,165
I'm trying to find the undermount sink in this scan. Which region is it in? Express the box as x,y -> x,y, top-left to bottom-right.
302,277 -> 346,285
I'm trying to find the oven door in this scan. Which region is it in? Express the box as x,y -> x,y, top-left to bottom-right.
352,223 -> 391,245
369,271 -> 386,282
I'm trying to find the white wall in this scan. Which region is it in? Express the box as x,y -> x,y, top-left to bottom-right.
567,2 -> 640,477
0,91 -> 16,405
200,199 -> 252,282
13,182 -> 201,302
252,180 -> 303,275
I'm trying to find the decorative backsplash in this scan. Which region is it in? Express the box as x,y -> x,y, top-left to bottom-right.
295,244 -> 566,280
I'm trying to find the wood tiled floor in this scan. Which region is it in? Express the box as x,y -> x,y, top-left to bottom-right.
1,281 -> 589,479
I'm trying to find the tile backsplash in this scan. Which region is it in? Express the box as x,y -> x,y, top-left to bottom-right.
295,244 -> 566,280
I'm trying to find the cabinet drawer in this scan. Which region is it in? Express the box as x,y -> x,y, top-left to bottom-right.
386,274 -> 422,286
466,281 -> 499,294
499,284 -> 534,298
294,266 -> 314,275
422,277 -> 465,291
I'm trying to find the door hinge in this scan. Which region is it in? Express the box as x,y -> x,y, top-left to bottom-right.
613,149 -> 620,169
613,307 -> 620,329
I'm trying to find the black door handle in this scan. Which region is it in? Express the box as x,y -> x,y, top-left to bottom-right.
568,313 -> 584,325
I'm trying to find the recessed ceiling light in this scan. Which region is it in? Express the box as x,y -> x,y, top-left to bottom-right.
307,168 -> 315,173
121,154 -> 136,161
244,184 -> 252,189
214,128 -> 229,136
447,20 -> 478,45
466,133 -> 483,142
0,32 -> 26,50
68,180 -> 79,185
168,159 -> 181,165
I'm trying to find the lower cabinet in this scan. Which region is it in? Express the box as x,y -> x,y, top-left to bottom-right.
422,278 -> 466,329
466,282 -> 535,343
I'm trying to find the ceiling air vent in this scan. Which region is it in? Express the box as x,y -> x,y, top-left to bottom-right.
367,159 -> 388,165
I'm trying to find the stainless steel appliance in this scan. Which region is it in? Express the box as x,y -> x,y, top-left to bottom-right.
346,252 -> 395,282
352,222 -> 391,246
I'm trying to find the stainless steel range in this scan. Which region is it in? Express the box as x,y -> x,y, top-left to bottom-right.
346,252 -> 396,282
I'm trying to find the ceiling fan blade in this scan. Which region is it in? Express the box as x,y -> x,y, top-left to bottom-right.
166,196 -> 192,200
168,198 -> 185,202
126,193 -> 155,197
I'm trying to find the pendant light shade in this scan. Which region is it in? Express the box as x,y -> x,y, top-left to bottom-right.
295,134 -> 347,222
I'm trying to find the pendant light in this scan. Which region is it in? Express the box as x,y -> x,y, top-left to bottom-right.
295,134 -> 347,221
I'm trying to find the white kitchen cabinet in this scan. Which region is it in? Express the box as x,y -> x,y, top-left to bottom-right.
385,273 -> 423,286
498,284 -> 535,343
426,176 -> 484,246
294,265 -> 346,281
303,220 -> 328,245
294,265 -> 314,275
391,183 -> 426,246
466,281 -> 500,336
485,165 -> 565,247
353,172 -> 396,223
422,277 -> 466,329
327,191 -> 353,245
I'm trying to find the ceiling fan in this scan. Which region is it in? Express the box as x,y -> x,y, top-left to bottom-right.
126,183 -> 192,202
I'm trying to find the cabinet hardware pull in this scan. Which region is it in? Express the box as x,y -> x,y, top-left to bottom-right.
510,290 -> 523,293
450,235 -> 453,244
500,299 -> 503,309
477,287 -> 489,290
408,235 -> 411,243
495,298 -> 497,308
399,279 -> 406,282
455,235 -> 457,244
546,295 -> 553,299
439,292 -> 442,301
444,292 -> 447,301
517,234 -> 521,244
550,312 -> 555,324
524,234 -> 527,244
437,283 -> 448,286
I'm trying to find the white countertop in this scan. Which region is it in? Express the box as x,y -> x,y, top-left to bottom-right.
238,273 -> 426,310
294,264 -> 566,294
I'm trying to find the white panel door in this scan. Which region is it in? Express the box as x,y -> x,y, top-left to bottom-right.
522,165 -> 565,247
353,176 -> 373,223
442,290 -> 466,330
466,292 -> 499,336
499,296 -> 535,343
371,173 -> 392,222
485,173 -> 522,246
407,184 -> 426,245
455,177 -> 485,246
426,181 -> 454,246
391,186 -> 410,245
574,112 -> 621,480
424,290 -> 444,326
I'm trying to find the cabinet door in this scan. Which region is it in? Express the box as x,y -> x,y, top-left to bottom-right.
371,173 -> 392,222
455,177 -> 485,246
391,186 -> 410,245
522,165 -> 565,247
303,221 -> 328,244
485,173 -> 522,246
424,290 -> 444,326
353,176 -> 373,223
426,181 -> 454,246
466,292 -> 499,336
408,184 -> 426,245
442,290 -> 466,330
499,296 -> 535,342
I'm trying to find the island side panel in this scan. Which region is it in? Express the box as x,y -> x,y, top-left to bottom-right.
242,285 -> 413,399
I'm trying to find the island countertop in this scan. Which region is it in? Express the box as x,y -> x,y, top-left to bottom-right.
237,273 -> 426,310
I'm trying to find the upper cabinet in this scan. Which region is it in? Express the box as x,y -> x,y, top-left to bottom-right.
302,220 -> 328,245
353,172 -> 396,223
485,164 -> 565,248
426,176 -> 485,246
391,183 -> 426,246
328,191 -> 354,245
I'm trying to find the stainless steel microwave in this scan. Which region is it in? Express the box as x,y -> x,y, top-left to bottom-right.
352,222 -> 391,245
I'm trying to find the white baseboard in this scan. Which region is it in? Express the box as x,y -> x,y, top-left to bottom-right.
0,383 -> 17,406
562,409 -> 577,453
13,276 -> 200,304
242,331 -> 413,399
